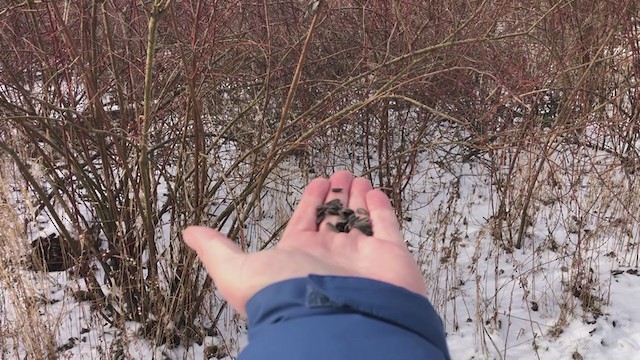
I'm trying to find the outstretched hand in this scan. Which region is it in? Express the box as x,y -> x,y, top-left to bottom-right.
182,171 -> 426,315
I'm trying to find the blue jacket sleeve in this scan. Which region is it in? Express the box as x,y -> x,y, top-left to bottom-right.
238,275 -> 451,360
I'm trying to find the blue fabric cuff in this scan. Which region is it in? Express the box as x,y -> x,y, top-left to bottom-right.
246,275 -> 450,359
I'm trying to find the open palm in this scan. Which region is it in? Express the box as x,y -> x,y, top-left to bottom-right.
182,171 -> 426,315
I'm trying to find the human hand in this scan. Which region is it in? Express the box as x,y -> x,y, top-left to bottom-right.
182,171 -> 426,315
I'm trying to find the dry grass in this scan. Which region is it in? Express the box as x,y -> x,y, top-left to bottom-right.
0,163 -> 58,359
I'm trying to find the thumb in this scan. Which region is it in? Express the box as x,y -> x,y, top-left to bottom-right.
182,225 -> 246,287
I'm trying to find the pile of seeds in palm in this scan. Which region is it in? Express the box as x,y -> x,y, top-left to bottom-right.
316,190 -> 373,236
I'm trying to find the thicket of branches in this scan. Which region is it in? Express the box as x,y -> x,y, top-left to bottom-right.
1,0 -> 639,357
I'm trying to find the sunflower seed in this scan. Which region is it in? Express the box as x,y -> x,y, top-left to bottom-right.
339,208 -> 355,218
325,199 -> 342,207
335,221 -> 348,232
355,223 -> 373,236
326,223 -> 340,232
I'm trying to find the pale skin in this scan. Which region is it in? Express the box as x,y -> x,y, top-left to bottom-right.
182,171 -> 426,316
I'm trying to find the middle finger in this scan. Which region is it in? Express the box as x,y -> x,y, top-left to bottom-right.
318,171 -> 354,232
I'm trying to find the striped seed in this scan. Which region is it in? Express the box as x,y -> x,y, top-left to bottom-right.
326,223 -> 340,232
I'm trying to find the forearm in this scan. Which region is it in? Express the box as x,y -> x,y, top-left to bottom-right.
239,275 -> 450,360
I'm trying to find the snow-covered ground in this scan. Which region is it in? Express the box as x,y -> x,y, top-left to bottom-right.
1,147 -> 640,359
